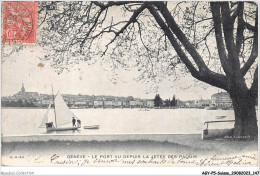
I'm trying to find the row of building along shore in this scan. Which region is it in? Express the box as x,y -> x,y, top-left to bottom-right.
1,84 -> 235,108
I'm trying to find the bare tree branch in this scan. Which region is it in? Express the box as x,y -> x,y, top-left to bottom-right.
80,9 -> 105,48
194,17 -> 213,24
92,1 -> 143,9
241,9 -> 258,77
249,66 -> 258,99
244,21 -> 256,32
36,1 -> 256,97
101,4 -> 147,55
220,2 -> 241,72
236,2 -> 245,54
210,2 -> 231,75
154,2 -> 208,72
147,5 -> 228,90
147,5 -> 198,76
195,27 -> 214,45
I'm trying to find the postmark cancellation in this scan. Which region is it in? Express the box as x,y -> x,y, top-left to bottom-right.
2,1 -> 37,43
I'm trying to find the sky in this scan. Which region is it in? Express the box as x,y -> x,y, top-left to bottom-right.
0,1 -> 224,101
1,45 -> 220,101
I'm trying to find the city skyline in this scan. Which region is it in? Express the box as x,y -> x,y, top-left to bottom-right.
2,82 -> 234,109
2,45 -> 220,101
2,81 -> 216,102
2,83 -> 201,101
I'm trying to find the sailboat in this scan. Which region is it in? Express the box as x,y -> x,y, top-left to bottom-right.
39,90 -> 81,132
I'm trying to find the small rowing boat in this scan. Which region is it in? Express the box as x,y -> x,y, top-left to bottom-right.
84,125 -> 99,129
138,108 -> 150,111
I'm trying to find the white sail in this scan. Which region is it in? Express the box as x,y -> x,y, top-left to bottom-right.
54,92 -> 78,127
39,101 -> 51,128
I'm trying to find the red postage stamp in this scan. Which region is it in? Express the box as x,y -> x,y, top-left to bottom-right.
2,1 -> 37,43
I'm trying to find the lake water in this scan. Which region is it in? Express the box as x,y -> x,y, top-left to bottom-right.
1,108 -> 239,136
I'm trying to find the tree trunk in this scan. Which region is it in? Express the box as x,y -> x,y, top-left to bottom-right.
230,92 -> 258,140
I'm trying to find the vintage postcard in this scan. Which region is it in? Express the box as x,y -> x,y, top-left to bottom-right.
1,0 -> 259,175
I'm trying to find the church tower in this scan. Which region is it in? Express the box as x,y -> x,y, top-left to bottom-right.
21,83 -> 25,97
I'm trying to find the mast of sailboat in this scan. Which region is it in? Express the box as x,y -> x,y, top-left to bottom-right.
52,85 -> 57,128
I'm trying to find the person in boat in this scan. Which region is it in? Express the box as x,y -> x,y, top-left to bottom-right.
72,117 -> 76,127
46,122 -> 54,128
77,119 -> 81,127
